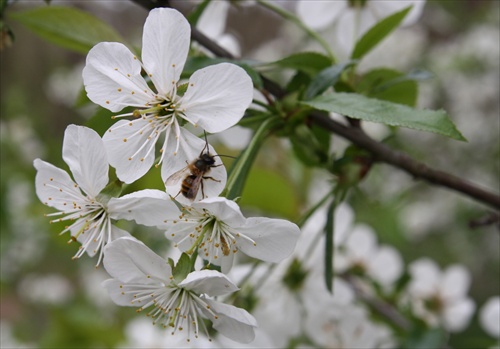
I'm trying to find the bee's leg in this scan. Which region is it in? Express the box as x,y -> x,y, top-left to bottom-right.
201,180 -> 206,199
202,176 -> 221,183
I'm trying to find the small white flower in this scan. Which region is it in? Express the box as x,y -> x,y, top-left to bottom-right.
296,0 -> 426,56
163,197 -> 301,273
480,296 -> 500,338
34,125 -> 130,265
102,237 -> 257,343
82,8 -> 253,184
407,258 -> 476,332
335,224 -> 403,287
34,125 -> 178,265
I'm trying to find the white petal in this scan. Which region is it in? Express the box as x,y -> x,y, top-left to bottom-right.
178,270 -> 239,296
344,224 -> 377,261
181,63 -> 253,133
102,279 -> 136,306
205,299 -> 257,343
83,42 -> 154,112
108,189 -> 179,228
103,119 -> 157,183
62,125 -> 108,197
103,237 -> 172,284
77,224 -> 130,258
296,0 -> 346,30
192,197 -> 246,227
162,129 -> 227,204
440,265 -> 471,300
443,298 -> 475,332
237,217 -> 300,263
408,258 -> 440,297
142,8 -> 190,96
33,159 -> 85,211
479,296 -> 500,338
368,245 -> 403,285
197,0 -> 230,39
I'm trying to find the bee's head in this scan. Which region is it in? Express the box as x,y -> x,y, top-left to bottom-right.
200,153 -> 216,165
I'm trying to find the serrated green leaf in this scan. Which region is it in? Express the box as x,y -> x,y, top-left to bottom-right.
351,6 -> 411,60
303,93 -> 466,141
9,6 -> 125,54
305,61 -> 356,100
269,52 -> 333,76
357,68 -> 418,107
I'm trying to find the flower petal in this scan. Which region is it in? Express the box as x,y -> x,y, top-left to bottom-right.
237,217 -> 300,263
443,298 -> 475,332
103,119 -> 157,183
368,245 -> 403,285
108,189 -> 179,228
33,159 -> 85,211
142,8 -> 190,96
440,265 -> 471,300
296,0 -> 346,30
192,197 -> 246,227
83,42 -> 154,112
408,258 -> 440,297
204,299 -> 257,344
343,224 -> 377,261
62,125 -> 109,197
181,63 -> 253,133
103,237 -> 172,284
178,270 -> 239,296
102,279 -> 137,306
162,130 -> 227,204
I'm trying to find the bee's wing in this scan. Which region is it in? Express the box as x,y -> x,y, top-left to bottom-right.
185,175 -> 203,200
165,166 -> 190,186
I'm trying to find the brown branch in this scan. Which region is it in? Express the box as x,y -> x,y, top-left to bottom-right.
130,0 -> 500,210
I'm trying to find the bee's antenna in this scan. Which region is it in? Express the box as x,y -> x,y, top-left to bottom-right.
213,154 -> 236,159
200,131 -> 210,155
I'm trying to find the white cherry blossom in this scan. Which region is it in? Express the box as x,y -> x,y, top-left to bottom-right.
82,8 -> 253,184
163,197 -> 300,273
296,0 -> 426,56
102,237 -> 257,343
407,258 -> 476,332
479,296 -> 500,338
34,125 -> 131,265
34,125 -> 178,266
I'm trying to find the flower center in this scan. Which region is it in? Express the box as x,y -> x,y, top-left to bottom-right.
129,282 -> 217,342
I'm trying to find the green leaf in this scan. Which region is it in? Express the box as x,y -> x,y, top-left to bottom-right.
323,199 -> 336,293
172,253 -> 192,283
305,61 -> 356,100
9,6 -> 125,54
290,124 -> 330,167
187,0 -> 211,26
403,328 -> 447,349
351,6 -> 411,60
224,116 -> 282,200
357,68 -> 419,107
303,93 -> 467,141
269,52 -> 333,76
240,167 -> 298,219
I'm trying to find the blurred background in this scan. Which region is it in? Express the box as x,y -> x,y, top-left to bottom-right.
1,0 -> 498,347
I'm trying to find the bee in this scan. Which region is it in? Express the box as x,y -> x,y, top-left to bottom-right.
165,137 -> 221,201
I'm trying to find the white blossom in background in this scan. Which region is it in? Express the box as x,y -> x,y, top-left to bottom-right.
406,258 -> 475,332
102,237 -> 257,343
82,8 -> 253,184
335,223 -> 403,288
163,197 -> 301,273
18,273 -> 74,305
305,303 -> 395,349
480,296 -> 500,339
296,0 -> 426,57
196,0 -> 241,57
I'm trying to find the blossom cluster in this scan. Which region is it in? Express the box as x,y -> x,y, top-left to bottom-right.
31,2 -> 490,348
34,8 -> 300,343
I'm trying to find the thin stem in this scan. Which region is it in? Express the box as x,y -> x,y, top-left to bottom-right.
256,0 -> 336,62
